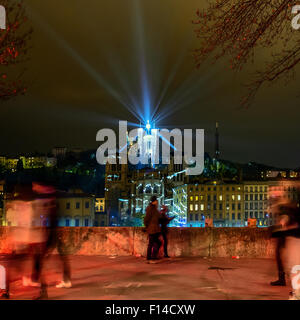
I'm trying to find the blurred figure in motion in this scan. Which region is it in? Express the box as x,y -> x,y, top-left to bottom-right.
3,181 -> 72,300
160,205 -> 174,258
269,184 -> 300,299
30,181 -> 58,298
32,182 -> 72,290
269,186 -> 289,286
144,196 -> 162,263
4,183 -> 45,299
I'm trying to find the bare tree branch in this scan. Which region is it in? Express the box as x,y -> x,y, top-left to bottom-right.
0,0 -> 32,101
193,0 -> 300,107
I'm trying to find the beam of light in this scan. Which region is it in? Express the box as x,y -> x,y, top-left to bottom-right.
27,97 -> 120,127
27,6 -> 141,122
146,120 -> 151,130
132,0 -> 152,124
151,37 -> 194,121
105,54 -> 144,122
155,65 -> 221,123
159,133 -> 177,151
27,3 -> 223,130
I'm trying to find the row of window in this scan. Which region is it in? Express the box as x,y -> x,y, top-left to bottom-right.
190,203 -> 242,211
65,218 -> 90,227
137,186 -> 160,194
64,201 -> 90,210
188,186 -> 242,192
190,195 -> 242,202
189,194 -> 270,201
245,194 -> 267,201
245,203 -> 268,210
176,185 -> 300,194
245,186 -> 268,192
189,212 -> 273,221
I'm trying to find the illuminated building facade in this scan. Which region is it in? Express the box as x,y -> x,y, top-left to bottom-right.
95,197 -> 108,226
174,181 -> 244,227
0,155 -> 57,171
243,182 -> 269,227
104,156 -> 187,226
56,190 -> 95,227
5,158 -> 18,172
172,179 -> 300,228
19,156 -> 57,169
130,177 -> 164,216
261,170 -> 300,179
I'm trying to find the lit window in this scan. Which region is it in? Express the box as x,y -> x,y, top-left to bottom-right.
195,196 -> 198,201
200,204 -> 204,211
232,195 -> 235,201
238,195 -> 241,201
195,204 -> 198,211
219,195 -> 223,201
190,204 -> 193,211
190,196 -> 193,201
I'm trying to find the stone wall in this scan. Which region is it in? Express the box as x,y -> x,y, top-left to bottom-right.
0,227 -> 276,258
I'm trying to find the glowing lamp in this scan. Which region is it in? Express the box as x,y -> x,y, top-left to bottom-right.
146,120 -> 151,130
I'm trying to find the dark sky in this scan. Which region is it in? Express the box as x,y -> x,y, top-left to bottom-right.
1,0 -> 300,168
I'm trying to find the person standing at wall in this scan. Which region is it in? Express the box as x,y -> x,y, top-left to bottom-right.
144,196 -> 161,263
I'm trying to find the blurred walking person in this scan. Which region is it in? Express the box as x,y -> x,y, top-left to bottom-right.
269,186 -> 289,286
271,201 -> 300,299
32,182 -> 72,289
3,183 -> 46,299
144,196 -> 161,263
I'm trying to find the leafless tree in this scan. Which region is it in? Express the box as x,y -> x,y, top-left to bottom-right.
0,0 -> 32,100
193,0 -> 300,107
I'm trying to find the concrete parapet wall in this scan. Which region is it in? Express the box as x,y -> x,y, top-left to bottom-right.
0,227 -> 276,258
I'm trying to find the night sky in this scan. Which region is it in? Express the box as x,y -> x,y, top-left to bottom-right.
1,0 -> 300,168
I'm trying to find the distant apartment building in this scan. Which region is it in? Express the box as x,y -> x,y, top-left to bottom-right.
174,181 -> 244,227
2,189 -> 95,227
261,170 -> 299,179
19,156 -> 57,169
173,179 -> 300,228
5,158 -> 18,172
243,182 -> 269,227
57,190 -> 95,227
0,155 -> 57,171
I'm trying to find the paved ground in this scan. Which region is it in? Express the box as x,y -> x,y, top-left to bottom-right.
1,255 -> 292,300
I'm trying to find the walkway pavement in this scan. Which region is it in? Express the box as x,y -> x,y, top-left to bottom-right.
2,255 -> 292,300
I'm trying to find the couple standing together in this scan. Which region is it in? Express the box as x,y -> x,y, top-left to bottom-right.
143,196 -> 174,263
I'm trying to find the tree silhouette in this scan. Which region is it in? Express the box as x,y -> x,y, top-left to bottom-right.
0,0 -> 32,100
193,0 -> 300,107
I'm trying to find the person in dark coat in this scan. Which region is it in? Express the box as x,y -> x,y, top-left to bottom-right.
160,205 -> 175,258
270,200 -> 300,286
144,196 -> 161,262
